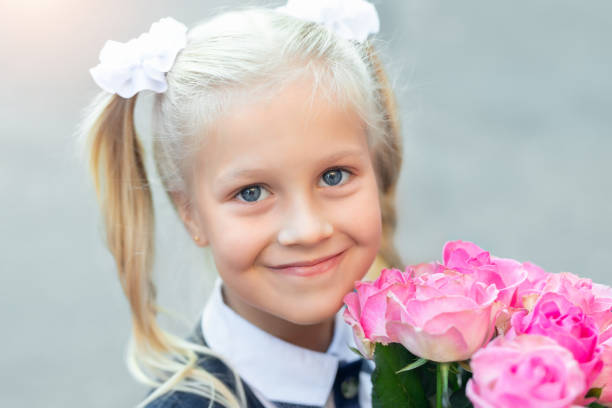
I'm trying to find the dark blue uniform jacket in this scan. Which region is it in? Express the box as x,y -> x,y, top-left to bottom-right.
142,318 -> 369,408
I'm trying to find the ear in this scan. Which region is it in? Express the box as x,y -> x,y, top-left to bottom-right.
170,192 -> 209,247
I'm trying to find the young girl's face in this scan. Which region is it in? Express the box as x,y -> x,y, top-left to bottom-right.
183,77 -> 382,327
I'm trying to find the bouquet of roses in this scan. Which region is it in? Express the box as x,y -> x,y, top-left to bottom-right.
343,240 -> 612,408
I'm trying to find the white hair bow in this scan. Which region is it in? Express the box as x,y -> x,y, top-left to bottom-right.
89,17 -> 187,99
275,0 -> 380,42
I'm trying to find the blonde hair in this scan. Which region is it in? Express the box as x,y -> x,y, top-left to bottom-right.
77,6 -> 403,408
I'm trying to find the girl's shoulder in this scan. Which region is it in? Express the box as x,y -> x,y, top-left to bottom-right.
143,389 -> 225,408
141,352 -> 246,407
141,353 -> 261,408
141,323 -> 265,408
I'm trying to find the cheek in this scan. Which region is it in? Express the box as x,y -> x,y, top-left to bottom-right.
332,176 -> 382,249
198,202 -> 271,272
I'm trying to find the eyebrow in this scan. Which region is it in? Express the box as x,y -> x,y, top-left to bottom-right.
215,149 -> 366,186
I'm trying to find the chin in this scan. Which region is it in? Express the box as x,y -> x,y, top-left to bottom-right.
281,299 -> 344,326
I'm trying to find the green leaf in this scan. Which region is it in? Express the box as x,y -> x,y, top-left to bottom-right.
371,343 -> 429,408
586,387 -> 603,399
348,346 -> 365,358
396,358 -> 428,374
588,403 -> 606,408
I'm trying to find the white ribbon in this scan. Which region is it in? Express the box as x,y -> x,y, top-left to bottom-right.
275,0 -> 380,43
89,17 -> 187,98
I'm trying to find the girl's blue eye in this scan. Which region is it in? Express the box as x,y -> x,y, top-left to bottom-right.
320,168 -> 351,187
235,168 -> 350,203
236,185 -> 270,203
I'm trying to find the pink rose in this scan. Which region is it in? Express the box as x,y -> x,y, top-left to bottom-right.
342,268 -> 414,358
509,292 -> 603,388
514,261 -> 550,308
442,240 -> 527,307
592,337 -> 612,407
385,267 -> 499,362
466,334 -> 587,408
540,272 -> 612,336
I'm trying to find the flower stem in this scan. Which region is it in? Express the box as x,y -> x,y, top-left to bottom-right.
436,363 -> 450,408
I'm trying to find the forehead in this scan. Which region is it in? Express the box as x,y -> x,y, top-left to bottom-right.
197,78 -> 370,182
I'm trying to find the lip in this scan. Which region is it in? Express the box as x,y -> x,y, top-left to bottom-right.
268,250 -> 346,277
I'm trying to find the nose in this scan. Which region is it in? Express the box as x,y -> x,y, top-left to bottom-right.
277,198 -> 333,246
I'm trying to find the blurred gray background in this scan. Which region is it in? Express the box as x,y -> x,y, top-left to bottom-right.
1,0 -> 610,406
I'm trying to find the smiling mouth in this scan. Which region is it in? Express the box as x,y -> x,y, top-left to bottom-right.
268,250 -> 347,277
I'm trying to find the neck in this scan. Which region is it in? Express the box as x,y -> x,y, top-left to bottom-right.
221,284 -> 336,352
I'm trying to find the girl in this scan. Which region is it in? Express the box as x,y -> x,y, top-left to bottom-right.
79,2 -> 403,407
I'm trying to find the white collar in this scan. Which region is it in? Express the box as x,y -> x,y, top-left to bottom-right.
201,276 -> 361,406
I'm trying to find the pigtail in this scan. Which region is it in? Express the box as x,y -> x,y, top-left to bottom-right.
365,44 -> 404,269
86,92 -> 159,349
79,92 -> 246,408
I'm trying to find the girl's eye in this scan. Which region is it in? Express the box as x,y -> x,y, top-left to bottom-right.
235,185 -> 270,203
319,168 -> 351,187
234,168 -> 350,203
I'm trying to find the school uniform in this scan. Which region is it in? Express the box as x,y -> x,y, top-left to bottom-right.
144,276 -> 375,408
